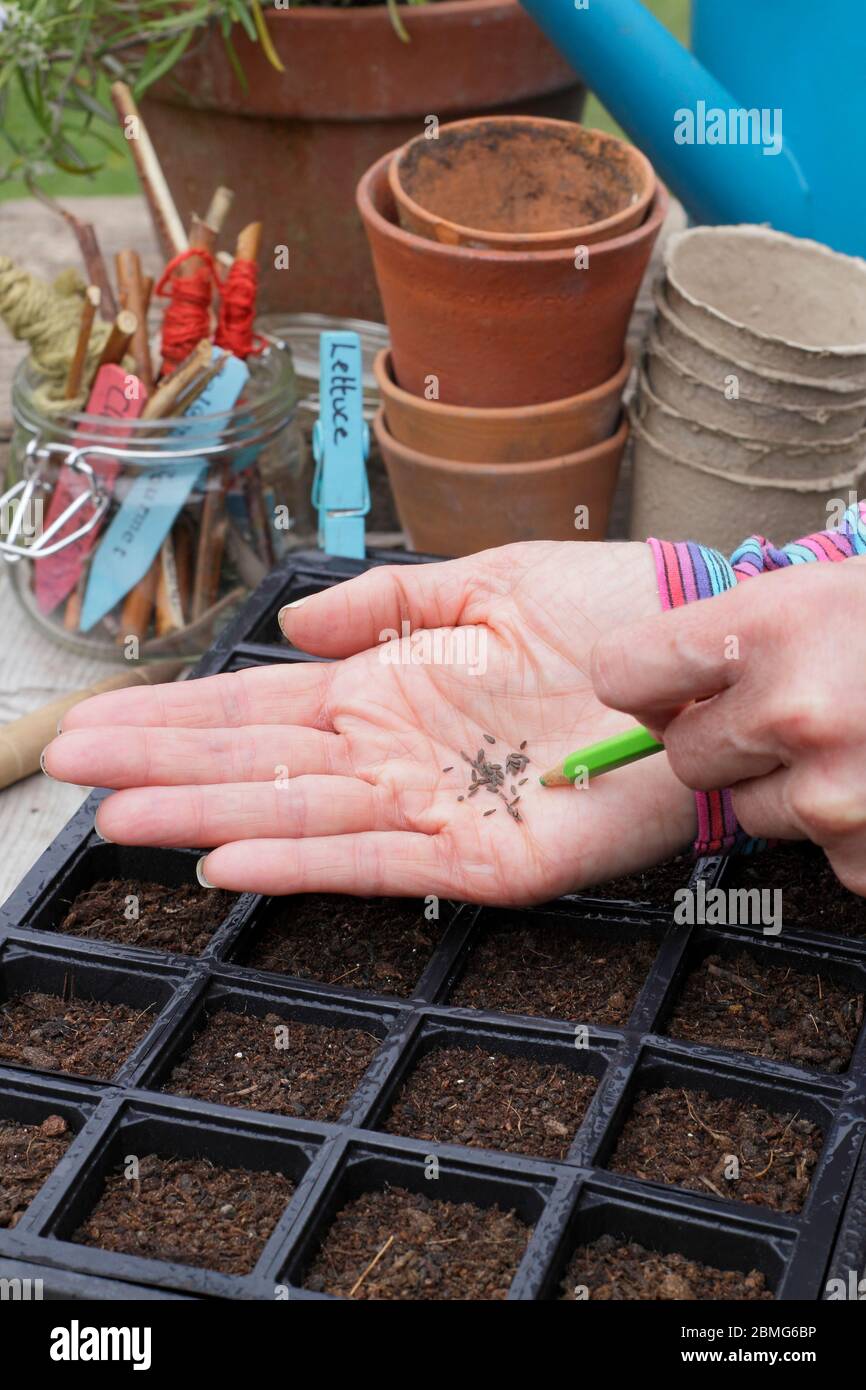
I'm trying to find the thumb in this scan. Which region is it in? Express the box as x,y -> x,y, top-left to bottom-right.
278,555 -> 478,658
590,585 -> 746,727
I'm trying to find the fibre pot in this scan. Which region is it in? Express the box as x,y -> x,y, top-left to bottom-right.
664,227 -> 866,387
646,337 -> 866,444
629,410 -> 866,554
634,366 -> 866,482
653,285 -> 866,409
374,348 -> 631,462
388,116 -> 655,250
359,155 -> 668,407
140,2 -> 585,320
374,407 -> 627,554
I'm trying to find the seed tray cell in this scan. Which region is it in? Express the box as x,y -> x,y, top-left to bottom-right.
135,973 -> 403,1127
12,842 -> 257,965
0,940 -> 190,1086
225,892 -> 463,1004
358,1012 -> 616,1166
545,1181 -> 793,1301
19,1095 -> 329,1299
1,548 -> 866,1298
656,929 -> 866,1077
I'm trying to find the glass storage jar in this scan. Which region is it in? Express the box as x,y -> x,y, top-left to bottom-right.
2,340 -> 301,660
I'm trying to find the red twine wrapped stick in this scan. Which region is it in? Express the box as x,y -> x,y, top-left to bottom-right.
215,221 -> 265,360
155,218 -> 220,375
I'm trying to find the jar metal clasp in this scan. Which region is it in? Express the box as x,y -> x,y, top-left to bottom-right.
0,436 -> 109,563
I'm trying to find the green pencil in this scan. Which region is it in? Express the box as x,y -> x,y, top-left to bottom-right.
539,726 -> 664,787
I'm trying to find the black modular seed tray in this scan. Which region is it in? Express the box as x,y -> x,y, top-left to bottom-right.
0,548 -> 865,1300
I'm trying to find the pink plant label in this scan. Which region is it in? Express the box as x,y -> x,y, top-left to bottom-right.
34,366 -> 147,615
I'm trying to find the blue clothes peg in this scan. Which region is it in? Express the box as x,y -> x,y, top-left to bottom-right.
312,331 -> 370,559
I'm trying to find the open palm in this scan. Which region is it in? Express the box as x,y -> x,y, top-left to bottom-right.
45,541 -> 695,904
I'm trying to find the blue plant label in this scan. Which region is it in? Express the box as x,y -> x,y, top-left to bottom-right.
80,351 -> 249,632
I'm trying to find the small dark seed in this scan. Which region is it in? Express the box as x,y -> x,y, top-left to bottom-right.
460,751 -> 470,762
483,734 -> 495,744
468,785 -> 480,796
457,796 -> 464,802
519,777 -> 528,785
483,808 -> 496,816
442,766 -> 454,773
520,741 -> 527,750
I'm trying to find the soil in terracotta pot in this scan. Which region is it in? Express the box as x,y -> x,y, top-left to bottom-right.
608,1087 -> 822,1214
450,922 -> 657,1025
582,854 -> 692,909
0,992 -> 154,1079
56,878 -> 236,956
560,1233 -> 773,1301
729,843 -> 866,937
0,1114 -> 71,1229
241,895 -> 445,997
398,121 -> 642,235
383,1044 -> 596,1160
304,1186 -> 530,1300
163,1008 -> 380,1121
666,949 -> 863,1073
72,1154 -> 294,1275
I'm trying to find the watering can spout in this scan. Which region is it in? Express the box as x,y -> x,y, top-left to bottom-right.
519,0 -> 815,237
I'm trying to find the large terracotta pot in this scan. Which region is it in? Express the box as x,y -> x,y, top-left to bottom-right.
374,408 -> 628,554
359,153 -> 668,406
141,2 -> 585,320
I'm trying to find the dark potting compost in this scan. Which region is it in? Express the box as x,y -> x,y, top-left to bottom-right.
72,1155 -> 294,1275
164,1009 -> 380,1121
560,1234 -> 773,1301
0,1115 -> 70,1229
382,1045 -> 596,1160
0,992 -> 154,1079
0,550 -> 863,1299
57,878 -> 236,956
241,894 -> 444,997
450,918 -> 658,1024
608,1087 -> 823,1213
303,1186 -> 530,1300
728,843 -> 866,936
666,949 -> 863,1073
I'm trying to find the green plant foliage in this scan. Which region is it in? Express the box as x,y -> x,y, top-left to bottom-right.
0,0 -> 428,194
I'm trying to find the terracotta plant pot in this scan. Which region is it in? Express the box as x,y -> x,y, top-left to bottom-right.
388,116 -> 655,250
374,408 -> 627,555
373,348 -> 631,462
358,155 -> 668,407
653,284 -> 866,409
634,365 -> 866,481
646,336 -> 866,443
665,226 -> 866,388
628,410 -> 866,554
141,1 -> 585,320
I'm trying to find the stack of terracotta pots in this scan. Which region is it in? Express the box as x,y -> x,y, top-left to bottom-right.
630,226 -> 866,551
357,116 -> 667,555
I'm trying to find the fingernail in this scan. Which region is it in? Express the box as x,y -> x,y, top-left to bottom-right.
56,718 -> 63,736
196,855 -> 216,889
278,596 -> 309,627
39,747 -> 52,777
93,822 -> 114,844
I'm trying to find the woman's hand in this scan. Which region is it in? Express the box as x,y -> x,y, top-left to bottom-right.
592,557 -> 866,896
43,541 -> 696,904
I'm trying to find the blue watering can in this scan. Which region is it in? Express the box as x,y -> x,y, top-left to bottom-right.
519,0 -> 866,257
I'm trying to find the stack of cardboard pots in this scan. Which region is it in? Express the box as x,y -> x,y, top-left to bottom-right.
357,116 -> 666,555
630,226 -> 866,551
